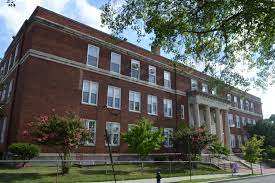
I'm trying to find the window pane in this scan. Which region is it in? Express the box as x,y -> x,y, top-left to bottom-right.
88,55 -> 98,67
87,45 -> 99,67
108,97 -> 113,107
90,93 -> 97,104
111,63 -> 120,73
115,98 -> 120,108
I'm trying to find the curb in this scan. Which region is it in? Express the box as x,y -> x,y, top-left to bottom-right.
209,173 -> 275,183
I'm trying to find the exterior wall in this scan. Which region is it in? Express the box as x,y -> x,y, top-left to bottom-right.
0,6 -> 263,155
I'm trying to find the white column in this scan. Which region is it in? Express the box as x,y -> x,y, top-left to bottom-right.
189,104 -> 194,127
215,108 -> 222,142
224,111 -> 231,151
205,106 -> 211,133
194,103 -> 201,127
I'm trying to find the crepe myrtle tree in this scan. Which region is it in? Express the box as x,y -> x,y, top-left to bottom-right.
101,0 -> 275,92
23,112 -> 91,174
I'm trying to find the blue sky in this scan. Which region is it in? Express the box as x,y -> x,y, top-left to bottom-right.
0,0 -> 273,118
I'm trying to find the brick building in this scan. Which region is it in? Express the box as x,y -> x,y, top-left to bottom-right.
0,7 -> 263,158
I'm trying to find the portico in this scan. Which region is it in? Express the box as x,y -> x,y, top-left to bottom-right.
188,91 -> 231,150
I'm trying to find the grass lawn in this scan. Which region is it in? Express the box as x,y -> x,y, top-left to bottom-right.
0,163 -> 228,183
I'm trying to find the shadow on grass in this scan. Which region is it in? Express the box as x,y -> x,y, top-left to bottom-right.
79,170 -> 130,175
0,173 -> 42,183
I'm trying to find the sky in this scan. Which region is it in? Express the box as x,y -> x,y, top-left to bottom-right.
0,0 -> 274,118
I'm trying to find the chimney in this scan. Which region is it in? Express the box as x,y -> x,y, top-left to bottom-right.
151,44 -> 161,55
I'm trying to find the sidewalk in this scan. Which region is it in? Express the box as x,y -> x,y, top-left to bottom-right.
85,173 -> 249,183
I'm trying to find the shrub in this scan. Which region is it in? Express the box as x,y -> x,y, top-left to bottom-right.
266,146 -> 275,159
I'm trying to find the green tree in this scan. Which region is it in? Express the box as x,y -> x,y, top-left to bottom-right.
174,124 -> 216,160
101,0 -> 275,90
122,117 -> 164,159
241,135 -> 264,174
24,112 -> 90,174
208,141 -> 230,166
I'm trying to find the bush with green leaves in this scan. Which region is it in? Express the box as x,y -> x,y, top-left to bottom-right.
208,141 -> 230,166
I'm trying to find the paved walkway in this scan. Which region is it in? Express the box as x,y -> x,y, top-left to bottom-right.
86,173 -> 249,183
216,174 -> 275,183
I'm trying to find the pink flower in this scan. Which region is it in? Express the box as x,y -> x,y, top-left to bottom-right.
37,138 -> 42,142
22,130 -> 28,136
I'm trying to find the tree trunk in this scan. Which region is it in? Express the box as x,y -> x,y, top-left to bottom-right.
61,152 -> 70,174
251,162 -> 254,175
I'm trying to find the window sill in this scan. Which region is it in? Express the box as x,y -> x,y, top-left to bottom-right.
107,106 -> 121,110
81,102 -> 97,106
148,113 -> 158,116
129,110 -> 141,113
84,144 -> 96,147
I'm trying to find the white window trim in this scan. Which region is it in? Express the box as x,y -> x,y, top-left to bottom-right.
87,44 -> 100,68
191,79 -> 198,91
107,85 -> 121,110
106,122 -> 120,146
81,80 -> 99,106
163,99 -> 173,118
84,119 -> 96,146
148,65 -> 156,84
110,52 -> 121,74
147,95 -> 158,116
202,83 -> 208,93
131,59 -> 140,80
129,90 -> 141,113
164,71 -> 171,88
180,105 -> 185,119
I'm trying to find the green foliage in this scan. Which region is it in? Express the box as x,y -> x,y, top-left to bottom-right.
25,112 -> 90,174
241,135 -> 264,174
8,143 -> 40,160
265,146 -> 275,159
174,124 -> 216,160
122,118 -> 164,158
101,0 -> 275,90
208,141 -> 230,159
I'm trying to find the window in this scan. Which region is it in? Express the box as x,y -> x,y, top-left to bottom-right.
237,135 -> 242,147
230,135 -> 236,148
84,120 -> 96,146
211,87 -> 217,95
147,95 -> 157,115
191,79 -> 198,91
106,122 -> 120,146
87,45 -> 99,67
0,117 -> 7,144
13,44 -> 19,63
8,55 -> 13,70
131,60 -> 140,79
227,94 -> 232,101
236,115 -> 241,128
110,52 -> 121,73
148,65 -> 156,84
129,91 -> 141,112
247,118 -> 251,124
107,86 -> 121,109
0,87 -> 6,102
250,102 -> 254,112
240,99 -> 244,109
164,71 -> 171,88
233,96 -> 238,107
4,62 -> 8,74
242,116 -> 246,126
245,100 -> 250,111
7,80 -> 13,99
128,124 -> 135,131
202,83 -> 208,93
82,80 -> 98,105
228,114 -> 234,127
164,128 -> 173,148
252,119 -> 256,125
163,99 -> 172,118
181,105 -> 185,119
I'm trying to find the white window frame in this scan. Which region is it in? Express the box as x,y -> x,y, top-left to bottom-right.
180,105 -> 185,119
7,79 -> 13,99
228,114 -> 235,127
227,94 -> 232,101
129,91 -> 141,113
164,71 -> 171,88
147,95 -> 157,116
242,116 -> 246,126
202,83 -> 208,93
81,80 -> 99,106
164,128 -> 173,148
107,86 -> 121,110
211,87 -> 217,95
245,100 -> 250,111
84,119 -> 96,146
110,52 -> 121,74
131,59 -> 140,80
191,79 -> 198,91
233,96 -> 238,107
250,102 -> 254,112
240,99 -> 244,110
0,117 -> 7,144
106,122 -> 120,146
87,44 -> 100,67
148,65 -> 156,84
163,99 -> 173,118
236,115 -> 241,128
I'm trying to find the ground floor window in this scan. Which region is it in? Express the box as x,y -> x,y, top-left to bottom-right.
106,122 -> 120,146
164,128 -> 173,148
84,120 -> 96,146
230,135 -> 236,148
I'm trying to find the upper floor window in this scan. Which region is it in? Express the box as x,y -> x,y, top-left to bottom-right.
164,71 -> 171,88
164,128 -> 173,148
87,45 -> 99,67
84,119 -> 96,146
252,119 -> 256,125
106,122 -> 120,146
245,100 -> 250,111
242,116 -> 246,126
129,91 -> 141,112
227,94 -> 232,101
228,114 -> 234,127
13,44 -> 19,64
247,118 -> 251,124
236,115 -> 241,128
110,52 -> 121,74
233,96 -> 238,107
7,79 -> 13,99
250,102 -> 254,112
8,54 -> 13,70
211,87 -> 217,95
240,99 -> 244,110
0,117 -> 7,144
82,80 -> 98,105
202,83 -> 208,93
181,105 -> 185,119
148,65 -> 156,84
147,95 -> 157,115
191,79 -> 198,91
131,59 -> 140,79
163,99 -> 172,118
0,86 -> 6,102
107,86 -> 121,109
